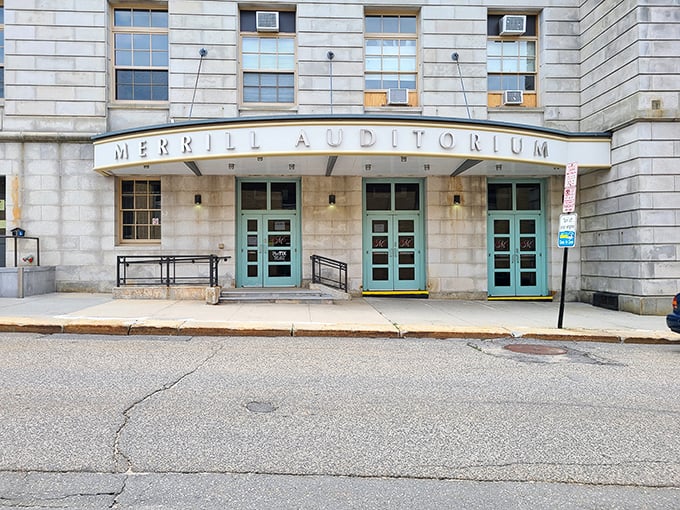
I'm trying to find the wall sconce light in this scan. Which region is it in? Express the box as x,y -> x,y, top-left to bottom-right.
194,194 -> 202,205
423,164 -> 430,172
453,194 -> 461,206
401,156 -> 407,162
364,164 -> 372,172
228,162 -> 235,170
495,164 -> 503,172
289,163 -> 296,171
257,157 -> 263,162
329,194 -> 336,205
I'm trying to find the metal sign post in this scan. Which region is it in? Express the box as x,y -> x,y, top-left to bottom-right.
558,163 -> 578,329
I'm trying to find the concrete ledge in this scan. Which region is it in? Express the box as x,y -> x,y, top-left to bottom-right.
179,321 -> 294,337
62,319 -> 132,336
130,319 -> 185,336
113,286 -> 209,300
0,266 -> 56,298
0,316 -> 65,334
293,323 -> 400,338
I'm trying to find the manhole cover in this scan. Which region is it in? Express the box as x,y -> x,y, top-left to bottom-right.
504,343 -> 568,356
246,401 -> 276,413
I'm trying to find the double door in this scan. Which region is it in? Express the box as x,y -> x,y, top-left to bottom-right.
487,180 -> 546,297
364,214 -> 422,291
362,180 -> 425,292
237,180 -> 300,287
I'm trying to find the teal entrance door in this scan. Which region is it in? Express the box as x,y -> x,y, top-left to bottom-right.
237,180 -> 300,287
487,181 -> 547,297
363,180 -> 425,292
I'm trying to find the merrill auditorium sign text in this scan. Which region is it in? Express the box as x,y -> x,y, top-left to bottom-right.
93,122 -> 611,172
112,127 -> 549,161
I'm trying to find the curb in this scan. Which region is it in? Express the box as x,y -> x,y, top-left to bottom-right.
0,317 -> 677,344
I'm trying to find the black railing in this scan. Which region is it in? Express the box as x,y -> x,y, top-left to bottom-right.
116,254 -> 230,287
310,254 -> 348,292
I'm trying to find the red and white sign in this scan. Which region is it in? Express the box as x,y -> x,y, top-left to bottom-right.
563,162 -> 578,213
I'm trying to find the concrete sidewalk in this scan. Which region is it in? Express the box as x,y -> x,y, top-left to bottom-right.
0,292 -> 676,344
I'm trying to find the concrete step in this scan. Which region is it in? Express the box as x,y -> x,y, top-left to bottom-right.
219,288 -> 337,304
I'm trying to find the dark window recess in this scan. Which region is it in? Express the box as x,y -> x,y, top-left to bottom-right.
240,10 -> 296,32
487,14 -> 537,36
592,292 -> 619,311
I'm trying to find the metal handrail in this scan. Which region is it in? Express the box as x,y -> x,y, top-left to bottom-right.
116,254 -> 230,287
310,254 -> 348,292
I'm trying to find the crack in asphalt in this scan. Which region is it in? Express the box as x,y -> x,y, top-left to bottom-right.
112,342 -> 225,473
0,467 -> 678,491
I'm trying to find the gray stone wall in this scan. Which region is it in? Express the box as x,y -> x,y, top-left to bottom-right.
578,1 -> 680,313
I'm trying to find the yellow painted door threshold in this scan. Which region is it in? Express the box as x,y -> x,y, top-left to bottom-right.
488,296 -> 553,301
363,290 -> 429,298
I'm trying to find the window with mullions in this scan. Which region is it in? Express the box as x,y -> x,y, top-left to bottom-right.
240,11 -> 296,104
365,14 -> 417,90
0,5 -> 4,98
487,14 -> 537,98
120,179 -> 161,242
113,7 -> 168,101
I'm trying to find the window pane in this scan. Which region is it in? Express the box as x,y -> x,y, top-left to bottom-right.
488,183 -> 512,210
114,10 -> 132,27
395,183 -> 419,210
270,182 -> 297,210
366,16 -> 381,33
151,11 -> 168,28
132,10 -> 150,27
400,76 -> 416,89
383,16 -> 399,33
516,183 -> 541,210
243,37 -> 259,53
366,183 -> 391,210
400,16 -> 416,33
241,182 -> 267,209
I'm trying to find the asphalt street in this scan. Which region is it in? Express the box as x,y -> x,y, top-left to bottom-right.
1,332 -> 679,509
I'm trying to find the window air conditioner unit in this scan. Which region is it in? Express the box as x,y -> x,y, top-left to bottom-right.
499,15 -> 526,35
256,11 -> 279,32
387,88 -> 409,105
503,90 -> 524,105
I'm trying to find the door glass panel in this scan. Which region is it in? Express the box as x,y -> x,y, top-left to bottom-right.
373,236 -> 388,248
398,235 -> 414,248
372,220 -> 388,233
395,183 -> 419,210
247,235 -> 258,246
269,250 -> 291,262
270,182 -> 297,210
247,250 -> 258,262
247,219 -> 258,231
494,219 -> 510,234
373,253 -> 388,264
520,272 -> 537,286
241,182 -> 267,209
494,237 -> 510,251
399,252 -> 415,264
520,255 -> 536,268
495,272 -> 511,286
373,268 -> 389,280
366,183 -> 391,210
519,219 -> 535,234
399,267 -> 415,280
488,183 -> 513,210
269,234 -> 290,247
398,219 -> 414,232
269,265 -> 292,277
494,254 -> 510,269
519,237 -> 535,251
247,266 -> 258,277
516,183 -> 541,210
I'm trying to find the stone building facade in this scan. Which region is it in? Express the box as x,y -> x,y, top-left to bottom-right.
0,0 -> 677,314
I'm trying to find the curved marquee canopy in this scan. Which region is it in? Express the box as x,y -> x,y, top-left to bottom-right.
92,115 -> 611,178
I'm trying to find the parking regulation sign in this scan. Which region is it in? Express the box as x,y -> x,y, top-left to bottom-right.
558,213 -> 577,248
563,162 -> 578,213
